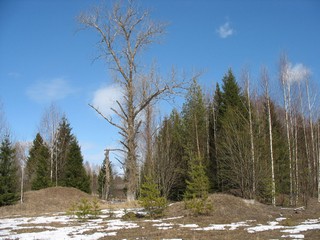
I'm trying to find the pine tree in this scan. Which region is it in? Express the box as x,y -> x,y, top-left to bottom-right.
0,136 -> 18,206
29,133 -> 51,190
63,138 -> 90,193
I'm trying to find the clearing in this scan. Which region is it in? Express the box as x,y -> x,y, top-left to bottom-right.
0,187 -> 320,239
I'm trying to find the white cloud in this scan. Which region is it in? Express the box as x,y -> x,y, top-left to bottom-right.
27,78 -> 76,102
91,84 -> 123,117
217,21 -> 234,38
287,63 -> 310,83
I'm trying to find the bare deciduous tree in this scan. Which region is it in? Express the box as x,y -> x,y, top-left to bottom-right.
15,142 -> 30,203
261,67 -> 276,206
38,103 -> 62,184
242,69 -> 256,199
79,1 -> 185,201
279,54 -> 294,205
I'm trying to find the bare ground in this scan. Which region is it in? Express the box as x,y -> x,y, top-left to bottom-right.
1,187 -> 320,239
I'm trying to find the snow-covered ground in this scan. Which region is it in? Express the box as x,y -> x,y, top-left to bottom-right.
0,209 -> 319,239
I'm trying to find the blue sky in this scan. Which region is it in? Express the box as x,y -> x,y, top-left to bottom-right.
1,0 -> 319,173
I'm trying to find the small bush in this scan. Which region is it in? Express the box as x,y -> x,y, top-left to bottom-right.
122,211 -> 137,220
185,196 -> 213,216
67,198 -> 101,221
139,176 -> 167,218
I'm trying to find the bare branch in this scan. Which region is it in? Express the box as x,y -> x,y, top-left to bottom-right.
88,104 -> 127,134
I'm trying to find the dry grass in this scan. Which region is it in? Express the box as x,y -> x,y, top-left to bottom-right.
1,188 -> 320,239
0,187 -> 94,217
165,194 -> 278,223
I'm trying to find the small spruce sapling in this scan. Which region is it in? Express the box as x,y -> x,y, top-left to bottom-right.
184,156 -> 212,216
139,175 -> 167,218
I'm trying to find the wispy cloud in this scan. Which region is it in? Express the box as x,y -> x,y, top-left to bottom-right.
8,72 -> 22,78
217,21 -> 234,38
287,63 -> 310,83
91,84 -> 123,117
26,78 -> 77,102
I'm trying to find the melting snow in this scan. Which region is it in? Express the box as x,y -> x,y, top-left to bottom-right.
0,208 -> 319,240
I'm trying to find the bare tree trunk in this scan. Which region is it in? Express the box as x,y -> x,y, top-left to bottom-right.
104,149 -> 111,200
194,114 -> 201,159
305,78 -> 316,195
318,123 -> 320,202
262,67 -> 276,206
279,55 -> 293,206
298,82 -> 311,198
293,113 -> 299,205
244,70 -> 256,199
80,1 -> 186,201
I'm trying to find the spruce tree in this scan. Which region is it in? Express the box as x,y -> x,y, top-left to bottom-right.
0,136 -> 18,206
208,83 -> 223,192
63,138 -> 90,193
28,133 -> 50,190
139,175 -> 167,217
184,156 -> 210,200
221,69 -> 245,112
98,157 -> 113,199
219,69 -> 249,193
182,78 -> 208,160
184,155 -> 211,216
54,116 -> 74,186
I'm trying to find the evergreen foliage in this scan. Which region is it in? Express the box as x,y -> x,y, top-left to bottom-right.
154,109 -> 187,201
139,175 -> 167,217
98,157 -> 113,199
63,139 -> 91,193
184,156 -> 210,200
54,116 -> 74,186
181,78 -> 208,162
184,156 -> 211,216
0,136 -> 19,206
29,133 -> 51,190
208,83 -> 223,192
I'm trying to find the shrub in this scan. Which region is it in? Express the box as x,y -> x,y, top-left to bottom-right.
67,198 -> 101,221
185,196 -> 213,216
184,156 -> 212,216
139,176 -> 167,218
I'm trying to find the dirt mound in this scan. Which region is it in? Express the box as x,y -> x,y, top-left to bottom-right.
0,187 -> 94,217
165,193 -> 278,223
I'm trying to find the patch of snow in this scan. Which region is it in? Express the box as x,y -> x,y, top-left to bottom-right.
153,222 -> 174,230
179,224 -> 199,228
281,234 -> 304,239
105,219 -> 139,231
280,223 -> 320,234
276,217 -> 287,222
194,221 -> 251,231
246,224 -> 285,233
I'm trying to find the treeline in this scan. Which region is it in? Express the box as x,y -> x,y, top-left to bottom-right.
0,106 -> 113,206
141,56 -> 320,206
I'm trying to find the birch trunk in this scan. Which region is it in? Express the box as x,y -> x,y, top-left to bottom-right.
262,67 -> 276,206
280,55 -> 293,206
